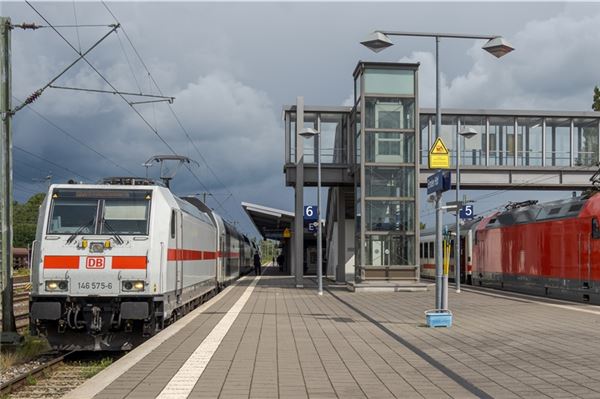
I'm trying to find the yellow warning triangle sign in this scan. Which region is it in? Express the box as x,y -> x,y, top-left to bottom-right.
430,137 -> 449,155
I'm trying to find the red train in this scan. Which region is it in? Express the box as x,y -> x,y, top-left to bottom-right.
472,193 -> 600,303
421,192 -> 600,304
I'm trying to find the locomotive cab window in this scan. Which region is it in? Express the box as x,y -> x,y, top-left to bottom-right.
592,218 -> 600,239
47,189 -> 151,235
49,199 -> 98,234
101,199 -> 150,235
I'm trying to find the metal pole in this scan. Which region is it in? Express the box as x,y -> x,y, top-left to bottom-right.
0,16 -> 19,344
434,36 -> 443,310
456,127 -> 461,293
442,233 -> 448,310
317,131 -> 323,296
294,97 -> 304,288
435,193 -> 443,310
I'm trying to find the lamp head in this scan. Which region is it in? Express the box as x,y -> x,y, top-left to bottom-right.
459,127 -> 479,139
482,36 -> 514,58
299,127 -> 319,138
360,31 -> 394,53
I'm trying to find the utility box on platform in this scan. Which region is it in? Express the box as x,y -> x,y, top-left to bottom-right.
425,310 -> 453,328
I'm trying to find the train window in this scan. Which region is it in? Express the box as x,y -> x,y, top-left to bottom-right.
429,242 -> 434,258
548,207 -> 561,215
569,204 -> 583,213
101,199 -> 149,235
170,210 -> 176,239
592,218 -> 600,239
419,244 -> 424,258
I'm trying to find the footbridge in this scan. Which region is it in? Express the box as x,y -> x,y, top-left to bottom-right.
284,106 -> 600,190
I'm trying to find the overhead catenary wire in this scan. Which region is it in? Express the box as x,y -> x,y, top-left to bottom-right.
100,1 -> 243,229
11,23 -> 117,30
12,20 -> 119,114
24,1 -> 178,158
71,0 -> 82,53
115,29 -> 142,93
14,146 -> 93,181
13,95 -> 137,176
25,4 -> 224,215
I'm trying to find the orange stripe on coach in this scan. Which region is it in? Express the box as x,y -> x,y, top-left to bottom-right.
112,256 -> 147,269
44,255 -> 79,269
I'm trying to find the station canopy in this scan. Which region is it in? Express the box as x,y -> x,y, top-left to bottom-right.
242,202 -> 294,240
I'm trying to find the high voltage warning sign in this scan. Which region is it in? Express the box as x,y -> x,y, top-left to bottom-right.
428,137 -> 450,169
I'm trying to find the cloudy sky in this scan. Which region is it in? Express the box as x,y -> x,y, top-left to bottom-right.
2,1 -> 600,235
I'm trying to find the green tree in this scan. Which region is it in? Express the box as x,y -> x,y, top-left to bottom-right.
14,193 -> 45,248
593,86 -> 600,111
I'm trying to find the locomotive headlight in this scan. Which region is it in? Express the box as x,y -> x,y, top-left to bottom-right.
46,280 -> 68,291
90,242 -> 104,253
122,280 -> 145,292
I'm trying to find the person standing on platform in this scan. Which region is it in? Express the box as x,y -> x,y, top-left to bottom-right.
254,252 -> 262,276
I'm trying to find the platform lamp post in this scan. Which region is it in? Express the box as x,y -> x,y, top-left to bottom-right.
361,30 -> 513,310
299,127 -> 323,296
455,127 -> 478,293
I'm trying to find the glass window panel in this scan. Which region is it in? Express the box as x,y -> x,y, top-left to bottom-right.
365,132 -> 414,164
320,113 -> 344,164
420,115 -> 430,166
458,116 -> 485,166
516,118 -> 543,166
102,199 -> 149,235
289,117 -> 296,162
546,118 -> 570,166
48,199 -> 98,234
365,166 -> 414,197
574,119 -> 598,166
363,68 -> 414,95
365,234 -> 414,266
365,98 -> 415,129
488,117 -> 515,166
365,200 -> 414,232
353,110 -> 361,165
354,76 -> 361,104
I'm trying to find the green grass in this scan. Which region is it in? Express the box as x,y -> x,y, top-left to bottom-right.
80,358 -> 113,379
25,374 -> 37,385
0,334 -> 50,370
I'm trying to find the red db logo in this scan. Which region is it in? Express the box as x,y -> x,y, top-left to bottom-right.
86,257 -> 105,269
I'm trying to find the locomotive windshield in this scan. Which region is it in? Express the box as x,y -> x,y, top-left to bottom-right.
48,189 -> 151,235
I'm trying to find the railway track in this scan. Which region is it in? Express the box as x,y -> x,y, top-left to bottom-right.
1,351 -> 121,399
0,351 -> 74,397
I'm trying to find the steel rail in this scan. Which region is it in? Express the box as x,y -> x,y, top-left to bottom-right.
0,351 -> 76,396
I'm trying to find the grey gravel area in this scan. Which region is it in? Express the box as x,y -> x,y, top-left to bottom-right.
0,355 -> 55,386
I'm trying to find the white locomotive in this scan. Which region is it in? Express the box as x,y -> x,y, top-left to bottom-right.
30,177 -> 255,351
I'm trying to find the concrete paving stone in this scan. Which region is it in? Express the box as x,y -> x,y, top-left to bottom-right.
87,270 -> 600,399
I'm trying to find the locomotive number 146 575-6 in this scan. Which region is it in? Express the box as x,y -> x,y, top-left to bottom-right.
77,281 -> 113,290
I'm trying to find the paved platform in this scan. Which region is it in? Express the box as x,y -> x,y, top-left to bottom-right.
66,265 -> 600,399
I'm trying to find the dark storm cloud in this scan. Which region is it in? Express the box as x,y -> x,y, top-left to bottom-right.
3,1 -> 599,235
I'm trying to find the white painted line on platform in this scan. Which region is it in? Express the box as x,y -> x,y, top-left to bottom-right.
62,278 -> 250,399
462,287 -> 600,315
156,275 -> 260,399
